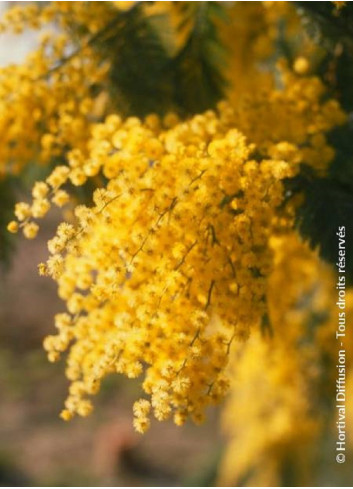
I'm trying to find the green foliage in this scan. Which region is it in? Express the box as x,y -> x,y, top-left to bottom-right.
99,4 -> 174,117
291,2 -> 353,280
94,2 -> 228,117
294,176 -> 353,282
172,2 -> 228,114
296,2 -> 353,56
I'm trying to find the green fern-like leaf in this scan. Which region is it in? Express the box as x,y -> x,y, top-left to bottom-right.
294,176 -> 353,282
77,2 -> 229,117
172,2 -> 228,114
102,4 -> 174,117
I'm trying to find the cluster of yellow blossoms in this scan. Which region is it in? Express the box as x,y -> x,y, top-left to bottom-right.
10,106 -> 294,429
8,62 -> 345,430
4,3 -> 350,461
0,1 -> 131,35
0,1 -> 137,177
0,42 -> 107,176
0,0 -> 344,179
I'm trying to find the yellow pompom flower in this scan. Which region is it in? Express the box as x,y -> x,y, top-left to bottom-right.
7,221 -> 19,233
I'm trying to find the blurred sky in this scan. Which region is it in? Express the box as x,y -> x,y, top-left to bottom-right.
0,2 -> 38,66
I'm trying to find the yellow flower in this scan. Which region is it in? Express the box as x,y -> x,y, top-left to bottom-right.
293,56 -> 310,75
23,222 -> 39,239
7,221 -> 18,233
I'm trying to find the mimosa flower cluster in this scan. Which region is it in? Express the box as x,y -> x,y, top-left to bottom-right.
11,106 -> 293,429
0,35 -> 107,176
3,1 -> 348,439
0,1 -> 134,177
9,75 -> 344,429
